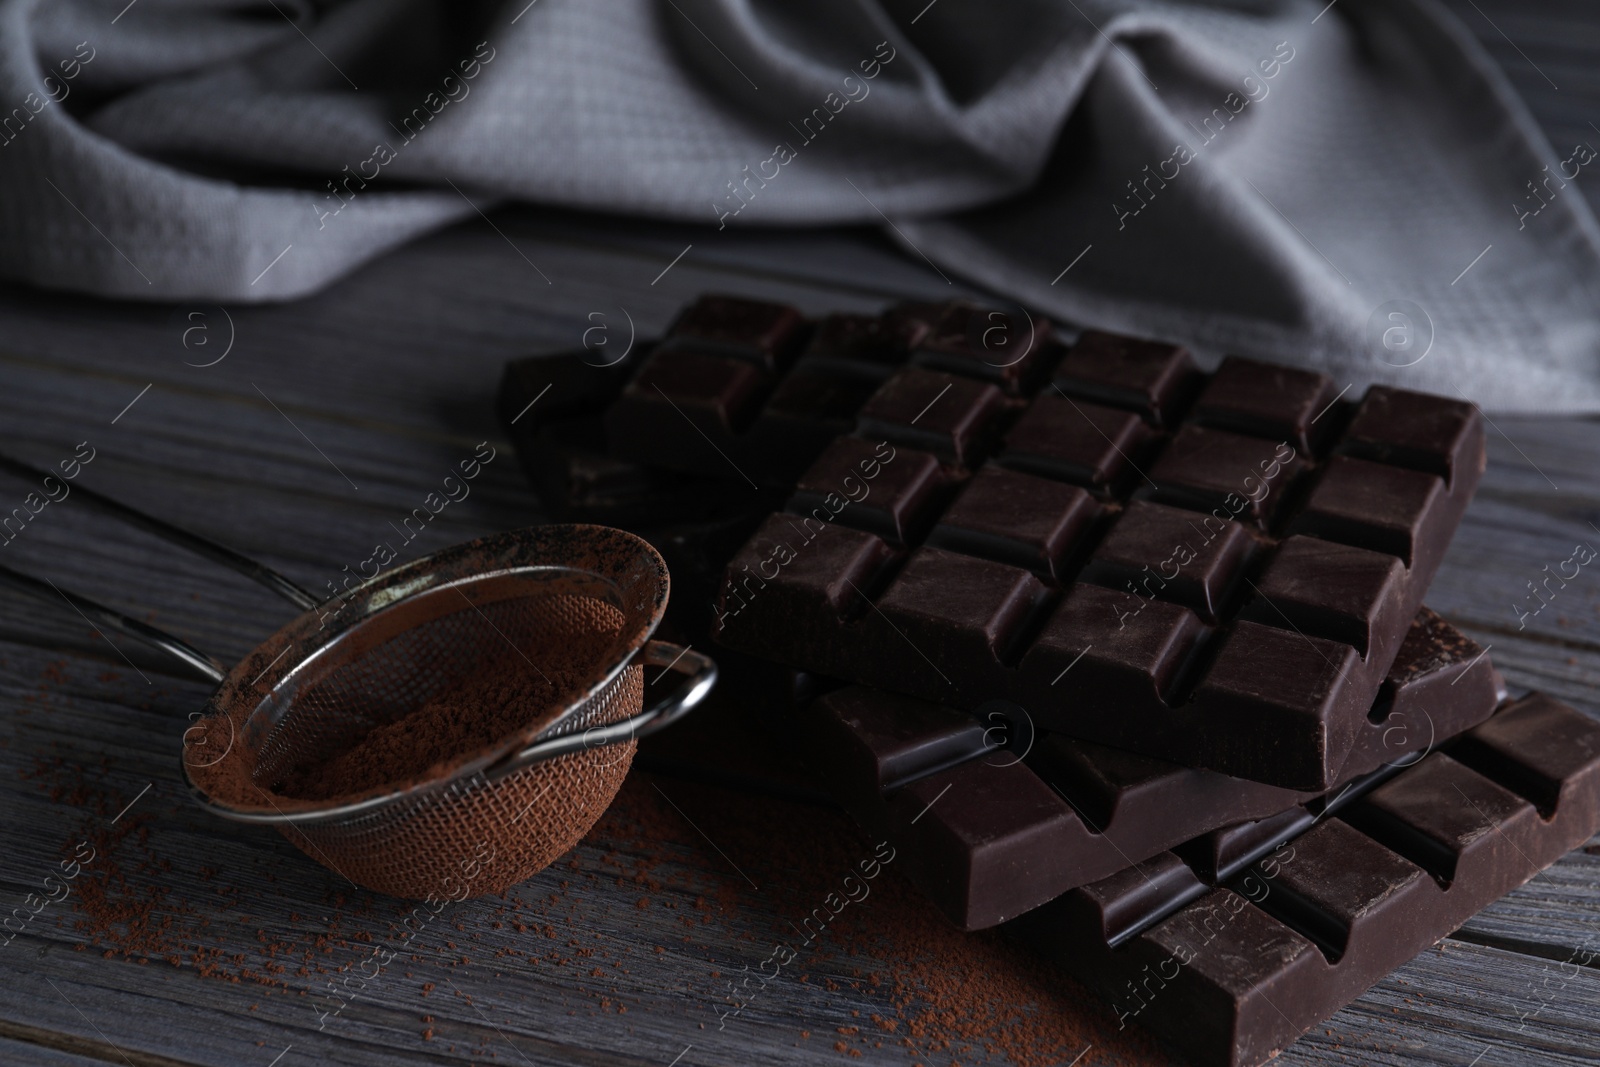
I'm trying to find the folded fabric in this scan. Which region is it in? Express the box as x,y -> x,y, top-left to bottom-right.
1,0 -> 1596,412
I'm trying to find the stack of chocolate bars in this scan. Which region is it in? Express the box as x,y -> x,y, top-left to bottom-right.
499,295 -> 1600,1067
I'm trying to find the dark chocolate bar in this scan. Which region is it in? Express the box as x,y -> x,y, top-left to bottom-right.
713,349 -> 1484,789
497,297 -> 1483,789
497,296 -> 1062,521
603,298 -> 1059,485
799,609 -> 1501,929
1016,692 -> 1600,1067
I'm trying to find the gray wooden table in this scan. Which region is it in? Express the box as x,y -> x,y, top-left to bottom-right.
3,4 -> 1600,1054
0,205 -> 1594,1067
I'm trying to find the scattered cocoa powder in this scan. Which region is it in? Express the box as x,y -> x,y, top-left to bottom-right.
564,773 -> 1176,1067
14,653 -> 1176,1066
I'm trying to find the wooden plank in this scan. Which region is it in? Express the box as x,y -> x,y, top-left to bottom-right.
1437,0 -> 1600,188
1453,834 -> 1600,958
0,214 -> 971,445
0,1029 -> 167,1067
1280,939 -> 1600,1067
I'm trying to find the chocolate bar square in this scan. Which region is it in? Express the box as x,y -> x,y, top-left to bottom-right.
876,547 -> 1045,666
1082,500 -> 1256,622
789,437 -> 944,545
909,302 -> 1057,392
1289,455 -> 1444,567
1244,536 -> 1407,657
1192,356 -> 1339,453
658,293 -> 806,371
858,367 -> 1006,465
926,466 -> 1099,579
1052,331 -> 1199,425
1337,386 -> 1482,489
1145,424 -> 1306,529
1001,394 -> 1155,493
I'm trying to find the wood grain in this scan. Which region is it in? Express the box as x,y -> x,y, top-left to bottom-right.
0,209 -> 1598,1067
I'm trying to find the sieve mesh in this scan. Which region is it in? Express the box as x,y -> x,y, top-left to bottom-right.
277,668 -> 641,900
252,592 -> 628,788
264,593 -> 640,899
184,525 -> 676,901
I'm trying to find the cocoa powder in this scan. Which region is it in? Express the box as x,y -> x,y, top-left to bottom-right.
581,774 -> 1172,1067
278,661 -> 568,801
190,623 -> 620,807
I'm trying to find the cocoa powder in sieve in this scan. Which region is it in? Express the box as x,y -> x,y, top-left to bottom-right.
278,661 -> 568,801
191,624 -> 621,807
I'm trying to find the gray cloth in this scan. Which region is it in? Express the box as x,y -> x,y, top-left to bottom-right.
2,0 -> 1597,412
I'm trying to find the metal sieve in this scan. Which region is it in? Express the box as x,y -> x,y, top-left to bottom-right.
0,452 -> 716,901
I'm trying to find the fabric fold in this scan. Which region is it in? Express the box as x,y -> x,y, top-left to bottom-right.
0,0 -> 1595,411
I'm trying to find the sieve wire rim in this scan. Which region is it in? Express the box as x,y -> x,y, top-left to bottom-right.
180,525 -> 669,826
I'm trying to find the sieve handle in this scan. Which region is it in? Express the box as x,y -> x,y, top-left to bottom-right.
0,449 -> 319,611
489,640 -> 717,777
0,562 -> 227,684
